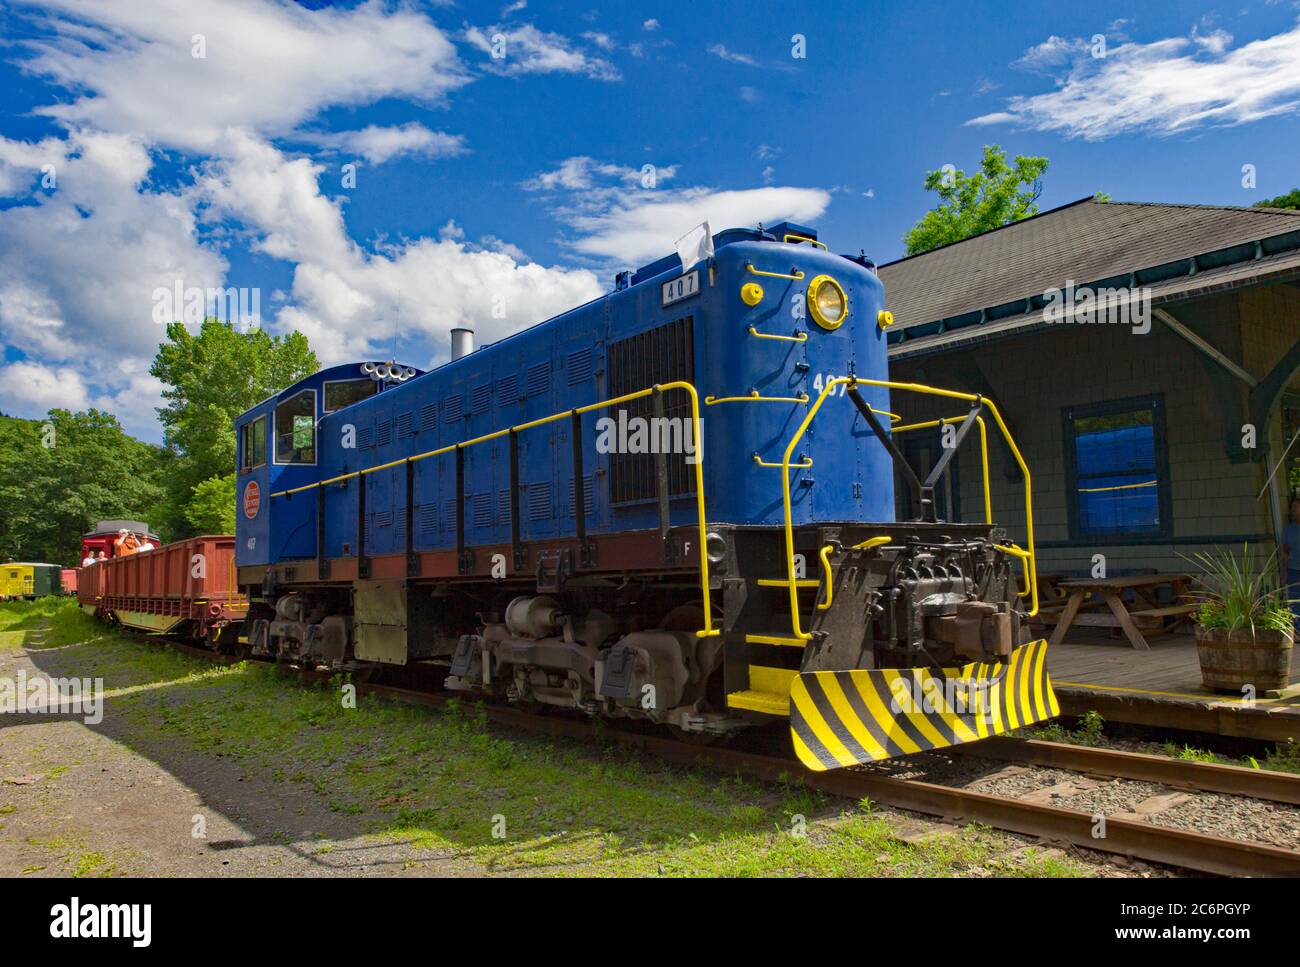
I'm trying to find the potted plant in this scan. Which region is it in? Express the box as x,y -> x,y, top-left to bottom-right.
1183,544 -> 1294,695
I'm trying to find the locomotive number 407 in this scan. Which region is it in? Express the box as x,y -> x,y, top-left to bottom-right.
661,269 -> 700,307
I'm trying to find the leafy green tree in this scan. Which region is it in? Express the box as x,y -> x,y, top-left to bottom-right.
1255,189 -> 1300,210
184,473 -> 236,534
150,318 -> 316,536
0,410 -> 168,564
904,145 -> 1050,256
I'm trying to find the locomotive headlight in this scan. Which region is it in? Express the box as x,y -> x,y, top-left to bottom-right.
807,275 -> 847,330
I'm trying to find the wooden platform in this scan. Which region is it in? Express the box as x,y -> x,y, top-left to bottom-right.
1043,629 -> 1300,742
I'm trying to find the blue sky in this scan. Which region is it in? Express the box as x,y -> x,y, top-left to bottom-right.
0,0 -> 1297,440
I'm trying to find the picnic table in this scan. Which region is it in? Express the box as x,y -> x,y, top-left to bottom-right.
1046,574 -> 1199,651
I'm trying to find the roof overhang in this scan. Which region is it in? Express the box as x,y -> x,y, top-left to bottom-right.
888,244 -> 1300,362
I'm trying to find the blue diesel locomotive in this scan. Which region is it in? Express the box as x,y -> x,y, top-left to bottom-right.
233,223 -> 1057,771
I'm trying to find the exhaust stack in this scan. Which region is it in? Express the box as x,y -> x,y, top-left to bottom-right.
450,328 -> 474,360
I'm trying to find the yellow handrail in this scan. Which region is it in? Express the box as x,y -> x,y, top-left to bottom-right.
747,326 -> 807,343
809,535 -> 893,612
746,262 -> 805,281
817,544 -> 836,611
893,413 -> 992,525
852,535 -> 893,551
783,234 -> 828,251
706,390 -> 809,405
269,381 -> 719,640
754,452 -> 812,469
995,542 -> 1033,600
777,377 -> 1038,641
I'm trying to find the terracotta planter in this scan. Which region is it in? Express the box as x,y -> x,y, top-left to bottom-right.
1194,624 -> 1293,694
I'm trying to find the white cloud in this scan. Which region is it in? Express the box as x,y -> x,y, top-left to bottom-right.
19,0 -> 468,154
563,186 -> 831,264
0,136 -> 65,196
464,23 -> 621,80
708,43 -> 758,66
522,156 -> 676,192
298,123 -> 467,165
1012,35 -> 1089,73
972,22 -> 1300,139
581,32 -> 616,52
0,130 -> 228,364
0,361 -> 90,415
739,85 -> 760,103
195,132 -> 601,365
642,19 -> 660,32
524,155 -> 829,265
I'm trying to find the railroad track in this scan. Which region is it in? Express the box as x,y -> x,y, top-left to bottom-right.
131,633 -> 1300,877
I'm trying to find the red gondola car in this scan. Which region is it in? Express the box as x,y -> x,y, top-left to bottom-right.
77,535 -> 247,648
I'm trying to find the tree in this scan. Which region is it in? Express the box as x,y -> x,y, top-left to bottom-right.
1255,189 -> 1300,210
185,474 -> 236,534
0,410 -> 168,565
904,145 -> 1050,256
150,318 -> 316,537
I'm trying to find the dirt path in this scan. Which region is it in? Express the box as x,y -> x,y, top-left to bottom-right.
0,626 -> 482,877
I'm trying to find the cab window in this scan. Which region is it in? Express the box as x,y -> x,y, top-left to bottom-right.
324,378 -> 377,413
275,390 -> 316,465
240,415 -> 267,472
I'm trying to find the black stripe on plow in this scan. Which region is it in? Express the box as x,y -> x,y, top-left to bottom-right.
863,669 -> 934,753
802,674 -> 879,765
832,671 -> 909,760
790,704 -> 841,771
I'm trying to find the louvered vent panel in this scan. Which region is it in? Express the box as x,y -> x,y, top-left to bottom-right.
567,348 -> 594,385
527,482 -> 552,521
418,504 -> 438,534
472,493 -> 493,528
568,475 -> 595,517
526,362 -> 550,397
607,314 -> 696,503
443,394 -> 463,423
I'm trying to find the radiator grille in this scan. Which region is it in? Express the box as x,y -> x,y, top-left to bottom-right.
443,394 -> 462,423
607,314 -> 696,503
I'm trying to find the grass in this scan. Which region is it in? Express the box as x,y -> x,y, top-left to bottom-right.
0,595 -> 105,653
5,599 -> 1093,877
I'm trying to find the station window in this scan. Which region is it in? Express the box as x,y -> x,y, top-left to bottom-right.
1063,395 -> 1171,541
324,378 -> 377,413
275,390 -> 316,465
240,415 -> 266,472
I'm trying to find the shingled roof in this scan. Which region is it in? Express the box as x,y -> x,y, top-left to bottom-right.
879,197 -> 1300,358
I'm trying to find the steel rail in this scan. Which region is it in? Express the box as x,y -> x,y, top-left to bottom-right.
957,735 -> 1300,806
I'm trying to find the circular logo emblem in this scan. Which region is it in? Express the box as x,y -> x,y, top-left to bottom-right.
243,480 -> 261,520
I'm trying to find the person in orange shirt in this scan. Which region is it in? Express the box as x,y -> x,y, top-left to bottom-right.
114,528 -> 140,557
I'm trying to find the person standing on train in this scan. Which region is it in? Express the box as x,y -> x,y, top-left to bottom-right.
81,550 -> 97,567
137,535 -> 156,553
114,529 -> 140,556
